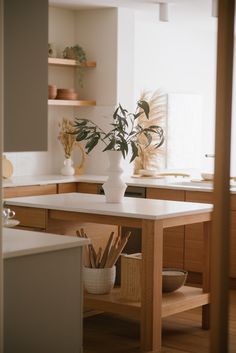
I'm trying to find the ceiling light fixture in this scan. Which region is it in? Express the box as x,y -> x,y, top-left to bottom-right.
212,0 -> 218,17
158,2 -> 169,22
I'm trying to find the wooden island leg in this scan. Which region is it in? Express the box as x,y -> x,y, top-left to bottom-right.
141,219 -> 163,352
202,220 -> 211,329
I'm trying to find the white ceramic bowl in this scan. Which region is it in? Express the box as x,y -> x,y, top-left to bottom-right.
162,268 -> 188,293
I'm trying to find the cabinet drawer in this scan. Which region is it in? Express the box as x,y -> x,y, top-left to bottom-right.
4,184 -> 57,198
77,182 -> 101,194
8,206 -> 47,229
146,188 -> 185,201
58,182 -> 78,194
185,191 -> 213,204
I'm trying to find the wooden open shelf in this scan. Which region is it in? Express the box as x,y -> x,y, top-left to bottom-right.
84,286 -> 210,321
48,57 -> 96,68
48,99 -> 96,107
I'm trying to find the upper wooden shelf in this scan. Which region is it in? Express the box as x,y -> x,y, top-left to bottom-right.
48,57 -> 96,68
48,99 -> 96,107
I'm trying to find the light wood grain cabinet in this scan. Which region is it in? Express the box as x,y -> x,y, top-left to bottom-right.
184,191 -> 213,273
146,187 -> 185,269
77,182 -> 101,194
4,184 -> 57,199
57,182 -> 78,194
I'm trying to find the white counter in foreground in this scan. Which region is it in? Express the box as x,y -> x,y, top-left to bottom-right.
3,228 -> 89,258
4,228 -> 88,353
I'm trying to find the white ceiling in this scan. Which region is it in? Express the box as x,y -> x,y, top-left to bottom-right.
49,0 -> 188,11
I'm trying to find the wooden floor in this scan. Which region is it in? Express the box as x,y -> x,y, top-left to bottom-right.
83,290 -> 236,353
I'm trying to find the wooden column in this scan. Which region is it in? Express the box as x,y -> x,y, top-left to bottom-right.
0,0 -> 3,351
211,1 -> 235,352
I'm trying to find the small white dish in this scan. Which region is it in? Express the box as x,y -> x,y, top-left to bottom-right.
201,172 -> 214,181
3,219 -> 20,228
139,169 -> 158,177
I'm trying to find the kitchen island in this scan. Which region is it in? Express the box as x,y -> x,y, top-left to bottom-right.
3,228 -> 89,353
4,192 -> 213,352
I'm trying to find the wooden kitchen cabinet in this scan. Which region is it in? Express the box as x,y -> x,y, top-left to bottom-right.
57,182 -> 78,194
4,0 -> 48,152
146,187 -> 185,268
184,192 -> 236,281
3,184 -> 57,198
184,191 -> 213,274
77,182 -> 101,194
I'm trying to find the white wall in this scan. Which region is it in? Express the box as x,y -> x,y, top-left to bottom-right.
5,2 -> 236,177
134,1 -> 218,174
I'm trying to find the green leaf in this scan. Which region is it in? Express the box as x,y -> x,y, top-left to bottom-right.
130,141 -> 139,163
86,136 -> 100,153
103,139 -> 116,151
137,100 -> 150,118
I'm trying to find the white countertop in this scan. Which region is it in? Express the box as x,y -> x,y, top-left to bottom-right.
5,192 -> 213,221
3,228 -> 89,259
3,173 -> 236,193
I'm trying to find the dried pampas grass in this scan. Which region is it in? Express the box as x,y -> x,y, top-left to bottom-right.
58,118 -> 76,159
134,90 -> 167,174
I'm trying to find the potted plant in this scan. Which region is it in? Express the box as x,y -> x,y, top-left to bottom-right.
63,44 -> 87,87
73,100 -> 164,202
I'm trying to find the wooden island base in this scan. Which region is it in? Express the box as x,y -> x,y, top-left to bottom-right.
5,193 -> 212,352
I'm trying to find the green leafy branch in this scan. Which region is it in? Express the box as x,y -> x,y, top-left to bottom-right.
73,100 -> 164,163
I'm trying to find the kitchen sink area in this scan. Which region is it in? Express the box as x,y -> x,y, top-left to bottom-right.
170,180 -> 236,189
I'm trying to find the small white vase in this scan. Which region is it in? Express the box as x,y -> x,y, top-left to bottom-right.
60,158 -> 75,176
83,266 -> 116,294
102,150 -> 127,203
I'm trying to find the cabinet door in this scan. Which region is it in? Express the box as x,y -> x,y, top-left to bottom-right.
77,182 -> 101,194
146,187 -> 185,268
4,184 -> 57,198
4,0 -> 48,152
58,183 -> 78,194
185,191 -> 213,273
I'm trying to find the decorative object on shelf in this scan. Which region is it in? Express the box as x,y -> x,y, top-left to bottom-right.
73,99 -> 164,202
56,88 -> 78,100
133,90 -> 167,175
120,254 -> 188,301
48,84 -> 57,99
48,43 -> 57,58
83,266 -> 116,295
63,44 -> 87,87
162,268 -> 188,293
2,207 -> 19,228
102,150 -> 127,203
2,155 -> 14,179
77,228 -> 131,294
60,158 -> 75,176
58,118 -> 76,175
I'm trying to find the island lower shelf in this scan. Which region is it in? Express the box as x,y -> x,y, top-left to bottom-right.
84,285 -> 210,321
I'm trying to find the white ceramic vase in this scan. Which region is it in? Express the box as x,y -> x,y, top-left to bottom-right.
83,266 -> 116,294
102,150 -> 127,203
60,158 -> 75,176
